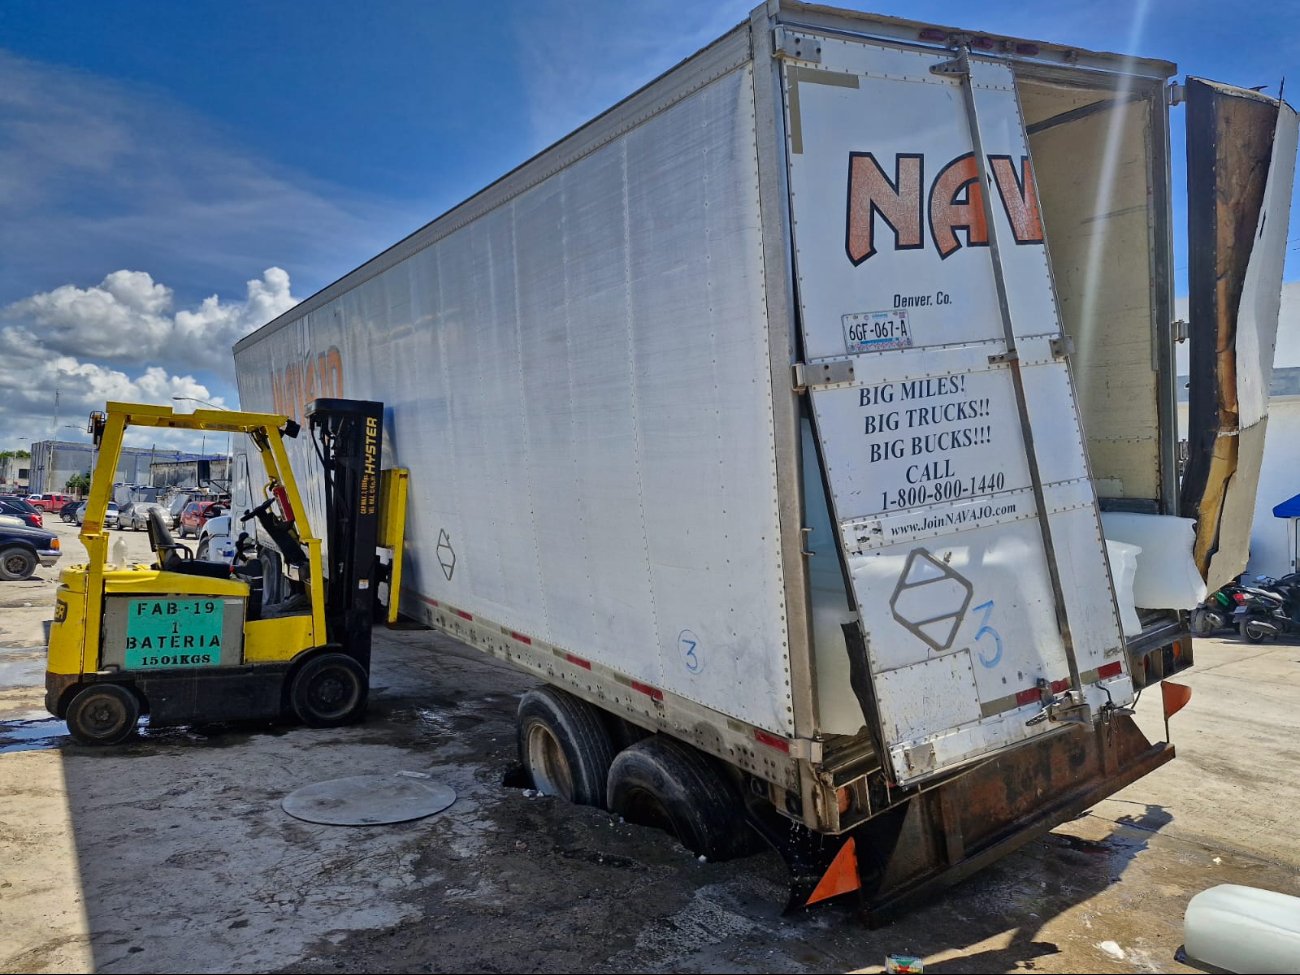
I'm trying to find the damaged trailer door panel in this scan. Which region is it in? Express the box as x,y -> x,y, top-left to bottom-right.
1181,78 -> 1300,591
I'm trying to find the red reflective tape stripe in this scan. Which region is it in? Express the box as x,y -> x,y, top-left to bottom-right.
454,609 -> 473,620
1015,688 -> 1039,707
630,680 -> 663,701
1050,678 -> 1070,694
754,729 -> 791,752
510,631 -> 532,645
564,653 -> 591,670
1097,662 -> 1123,680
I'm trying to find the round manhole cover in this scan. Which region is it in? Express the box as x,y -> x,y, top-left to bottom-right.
281,772 -> 456,825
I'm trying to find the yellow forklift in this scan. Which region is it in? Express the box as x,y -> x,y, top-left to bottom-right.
44,398 -> 407,745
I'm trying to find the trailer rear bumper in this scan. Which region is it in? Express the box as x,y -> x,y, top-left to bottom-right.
792,715 -> 1173,920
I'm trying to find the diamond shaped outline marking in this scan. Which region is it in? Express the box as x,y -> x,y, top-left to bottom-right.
889,547 -> 973,653
436,528 -> 456,581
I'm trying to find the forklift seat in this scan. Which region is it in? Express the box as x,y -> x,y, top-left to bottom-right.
147,508 -> 232,580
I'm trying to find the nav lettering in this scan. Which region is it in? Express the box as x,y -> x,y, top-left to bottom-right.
271,346 -> 344,422
846,152 -> 1043,264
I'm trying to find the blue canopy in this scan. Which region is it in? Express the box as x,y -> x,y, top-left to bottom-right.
1273,493 -> 1300,518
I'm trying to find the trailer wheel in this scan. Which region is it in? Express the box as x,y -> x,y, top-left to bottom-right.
65,684 -> 140,745
290,653 -> 368,726
0,546 -> 37,581
516,686 -> 615,807
607,735 -> 752,861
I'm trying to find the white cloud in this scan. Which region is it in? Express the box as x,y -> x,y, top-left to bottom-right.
0,345 -> 222,449
0,268 -> 299,453
174,267 -> 295,357
5,270 -> 173,359
1,267 -> 296,378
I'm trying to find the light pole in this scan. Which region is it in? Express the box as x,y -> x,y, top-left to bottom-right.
60,425 -> 93,497
172,396 -> 232,494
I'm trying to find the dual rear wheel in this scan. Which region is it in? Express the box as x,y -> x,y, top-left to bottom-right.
516,685 -> 754,861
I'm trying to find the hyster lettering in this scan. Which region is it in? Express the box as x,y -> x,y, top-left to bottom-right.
846,152 -> 1044,264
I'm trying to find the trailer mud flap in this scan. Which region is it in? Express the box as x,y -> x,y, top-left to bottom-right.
1181,79 -> 1298,590
781,38 -> 1130,785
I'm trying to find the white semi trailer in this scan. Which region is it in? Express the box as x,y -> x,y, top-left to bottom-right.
234,1 -> 1296,914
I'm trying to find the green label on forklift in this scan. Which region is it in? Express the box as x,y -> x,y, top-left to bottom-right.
124,598 -> 224,669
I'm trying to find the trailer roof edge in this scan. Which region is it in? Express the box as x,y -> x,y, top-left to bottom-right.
235,2 -> 1176,356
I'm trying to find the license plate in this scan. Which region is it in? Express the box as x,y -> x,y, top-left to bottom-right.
842,309 -> 912,354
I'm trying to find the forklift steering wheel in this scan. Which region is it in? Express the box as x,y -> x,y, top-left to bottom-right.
241,495 -> 277,524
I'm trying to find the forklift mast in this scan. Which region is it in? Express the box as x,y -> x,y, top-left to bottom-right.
305,398 -> 384,669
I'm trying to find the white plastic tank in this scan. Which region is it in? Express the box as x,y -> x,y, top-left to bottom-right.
1184,884 -> 1300,973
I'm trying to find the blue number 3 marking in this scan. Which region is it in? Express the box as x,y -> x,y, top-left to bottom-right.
971,600 -> 1003,668
679,629 -> 702,674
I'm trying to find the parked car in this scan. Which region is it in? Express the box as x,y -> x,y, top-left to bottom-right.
119,501 -> 168,531
73,501 -> 119,527
178,500 -> 223,538
196,514 -> 237,562
167,493 -> 193,529
61,500 -> 86,524
0,522 -> 61,580
0,497 -> 43,529
27,492 -> 72,513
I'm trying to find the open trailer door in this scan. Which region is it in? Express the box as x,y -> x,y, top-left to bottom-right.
781,34 -> 1131,786
1181,78 -> 1298,591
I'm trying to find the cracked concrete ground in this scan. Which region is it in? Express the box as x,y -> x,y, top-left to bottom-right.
3,519 -> 1300,973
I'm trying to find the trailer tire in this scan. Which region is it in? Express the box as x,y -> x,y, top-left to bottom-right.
0,546 -> 37,581
290,653 -> 368,726
607,735 -> 752,861
517,686 -> 615,807
65,683 -> 140,745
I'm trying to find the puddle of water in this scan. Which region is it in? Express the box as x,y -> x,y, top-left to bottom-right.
0,646 -> 46,689
0,716 -> 69,754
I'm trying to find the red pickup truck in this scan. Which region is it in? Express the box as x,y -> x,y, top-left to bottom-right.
27,493 -> 72,513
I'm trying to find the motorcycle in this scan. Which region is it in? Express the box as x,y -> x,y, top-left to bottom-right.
1192,582 -> 1254,635
1232,573 -> 1300,643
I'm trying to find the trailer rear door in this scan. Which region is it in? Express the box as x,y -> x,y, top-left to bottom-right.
1180,78 -> 1299,591
780,35 -> 1131,784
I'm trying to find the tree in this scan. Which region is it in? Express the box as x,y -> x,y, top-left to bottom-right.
66,471 -> 90,495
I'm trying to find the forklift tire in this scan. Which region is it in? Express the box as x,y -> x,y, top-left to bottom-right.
65,684 -> 140,745
0,546 -> 37,581
607,735 -> 754,861
516,686 -> 615,807
290,653 -> 368,726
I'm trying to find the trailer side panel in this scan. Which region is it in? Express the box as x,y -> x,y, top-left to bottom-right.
235,64 -> 798,736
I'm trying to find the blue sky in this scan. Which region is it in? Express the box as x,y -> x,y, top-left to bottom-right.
1,0 -> 1297,451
